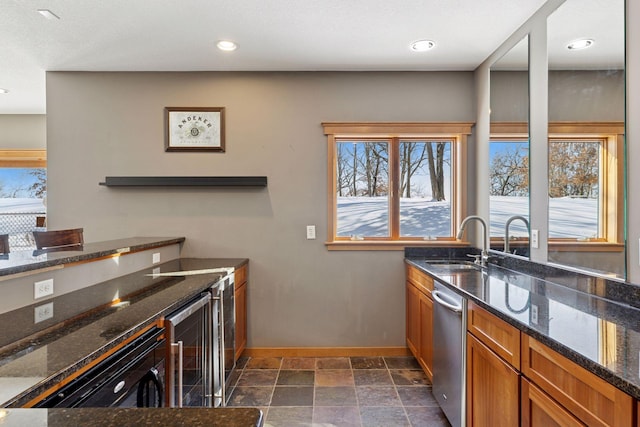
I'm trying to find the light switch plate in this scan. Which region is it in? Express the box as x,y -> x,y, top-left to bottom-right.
306,225 -> 316,240
152,252 -> 161,264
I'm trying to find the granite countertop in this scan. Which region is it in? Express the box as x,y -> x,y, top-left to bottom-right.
0,257 -> 247,408
0,407 -> 263,426
0,236 -> 186,278
405,255 -> 640,400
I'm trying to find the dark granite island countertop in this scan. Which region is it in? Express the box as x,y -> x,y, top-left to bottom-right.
0,407 -> 263,426
0,236 -> 185,278
0,258 -> 247,409
406,256 -> 640,400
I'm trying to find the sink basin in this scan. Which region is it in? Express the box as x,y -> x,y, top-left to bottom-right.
422,260 -> 481,272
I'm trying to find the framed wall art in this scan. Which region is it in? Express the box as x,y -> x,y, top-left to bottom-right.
165,107 -> 225,152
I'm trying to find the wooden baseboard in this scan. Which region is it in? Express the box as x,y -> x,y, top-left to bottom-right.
242,347 -> 411,358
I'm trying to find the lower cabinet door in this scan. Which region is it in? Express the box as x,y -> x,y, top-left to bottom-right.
406,282 -> 421,357
418,291 -> 433,380
521,378 -> 585,427
466,333 -> 519,427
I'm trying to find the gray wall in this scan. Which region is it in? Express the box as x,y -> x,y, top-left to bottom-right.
627,0 -> 640,281
490,70 -> 625,122
46,71 -> 475,348
0,114 -> 46,149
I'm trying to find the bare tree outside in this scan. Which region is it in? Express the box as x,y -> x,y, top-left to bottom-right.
426,142 -> 448,201
489,143 -> 529,196
335,139 -> 452,238
400,141 -> 450,200
336,142 -> 388,197
549,141 -> 599,198
400,142 -> 428,198
28,168 -> 47,198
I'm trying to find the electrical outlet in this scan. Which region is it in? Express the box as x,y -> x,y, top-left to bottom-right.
306,225 -> 316,240
531,229 -> 539,249
34,302 -> 54,323
531,304 -> 538,325
152,252 -> 161,264
34,278 -> 54,299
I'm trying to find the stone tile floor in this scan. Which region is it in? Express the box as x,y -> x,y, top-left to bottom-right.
227,356 -> 451,427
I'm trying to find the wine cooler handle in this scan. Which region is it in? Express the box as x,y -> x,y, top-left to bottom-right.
171,341 -> 184,407
219,291 -> 226,406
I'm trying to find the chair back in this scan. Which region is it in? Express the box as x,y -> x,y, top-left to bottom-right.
0,234 -> 9,254
33,228 -> 84,250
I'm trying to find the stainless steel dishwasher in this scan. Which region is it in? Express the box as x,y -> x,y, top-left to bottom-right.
432,280 -> 467,427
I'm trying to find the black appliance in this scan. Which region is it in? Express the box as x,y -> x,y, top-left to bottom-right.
35,327 -> 166,408
34,274 -> 233,409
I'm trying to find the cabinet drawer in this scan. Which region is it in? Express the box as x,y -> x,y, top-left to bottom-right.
406,264 -> 433,295
522,335 -> 633,427
467,301 -> 520,369
521,377 -> 585,427
235,265 -> 247,285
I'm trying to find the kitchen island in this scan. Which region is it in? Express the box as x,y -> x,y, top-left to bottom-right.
0,237 -> 260,426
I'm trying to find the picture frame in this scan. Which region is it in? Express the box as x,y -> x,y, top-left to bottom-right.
165,107 -> 225,152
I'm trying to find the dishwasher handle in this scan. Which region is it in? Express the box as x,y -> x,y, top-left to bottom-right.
432,290 -> 463,314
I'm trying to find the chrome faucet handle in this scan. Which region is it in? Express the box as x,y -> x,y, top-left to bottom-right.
466,254 -> 482,265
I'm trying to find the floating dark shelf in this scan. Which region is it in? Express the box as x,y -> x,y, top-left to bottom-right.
99,176 -> 268,187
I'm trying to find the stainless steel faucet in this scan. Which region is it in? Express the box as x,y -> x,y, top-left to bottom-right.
456,215 -> 489,266
504,215 -> 530,253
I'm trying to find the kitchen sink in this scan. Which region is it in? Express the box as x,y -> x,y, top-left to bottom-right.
421,259 -> 482,271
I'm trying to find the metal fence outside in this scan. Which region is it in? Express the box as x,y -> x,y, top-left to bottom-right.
0,212 -> 46,250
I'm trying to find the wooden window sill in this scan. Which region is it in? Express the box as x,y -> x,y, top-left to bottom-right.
325,240 -> 469,251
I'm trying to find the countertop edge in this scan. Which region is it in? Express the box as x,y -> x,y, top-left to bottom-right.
0,237 -> 186,278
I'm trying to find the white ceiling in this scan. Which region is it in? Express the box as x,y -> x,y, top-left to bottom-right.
0,0 -> 624,114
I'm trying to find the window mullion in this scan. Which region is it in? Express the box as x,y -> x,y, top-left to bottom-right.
390,138 -> 400,239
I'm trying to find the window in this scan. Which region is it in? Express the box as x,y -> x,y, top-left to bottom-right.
490,122 -> 624,250
0,150 -> 47,249
549,139 -> 601,239
323,123 -> 473,250
489,137 -> 529,239
548,129 -> 624,247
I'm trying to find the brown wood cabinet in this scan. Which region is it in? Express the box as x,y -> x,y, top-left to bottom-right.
417,291 -> 433,379
521,335 -> 633,427
407,266 -> 637,426
234,265 -> 248,361
522,377 -> 585,427
405,264 -> 433,380
467,301 -> 521,369
466,304 -> 520,427
406,280 -> 421,357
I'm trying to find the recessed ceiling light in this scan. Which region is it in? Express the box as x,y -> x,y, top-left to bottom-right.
37,9 -> 60,20
410,40 -> 436,52
216,40 -> 237,52
567,38 -> 594,50
0,88 -> 9,94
